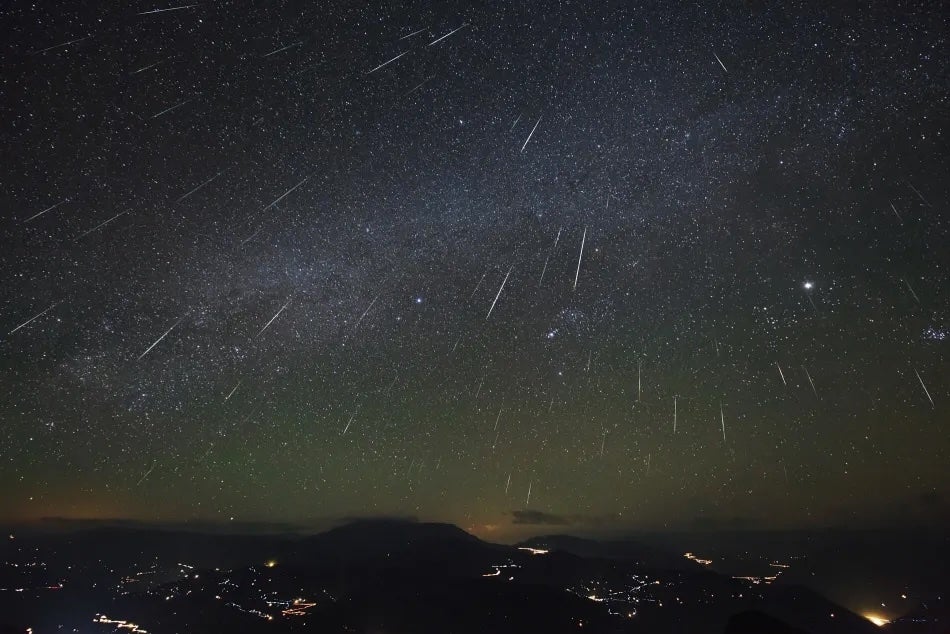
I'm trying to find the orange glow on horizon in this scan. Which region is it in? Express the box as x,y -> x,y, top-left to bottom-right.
864,613 -> 890,626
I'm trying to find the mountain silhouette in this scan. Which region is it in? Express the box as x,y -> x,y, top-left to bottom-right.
0,520 -> 897,633
725,610 -> 811,634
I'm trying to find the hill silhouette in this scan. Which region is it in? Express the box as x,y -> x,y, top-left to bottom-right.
0,519 -> 893,633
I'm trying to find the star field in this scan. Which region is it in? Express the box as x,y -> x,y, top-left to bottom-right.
0,0 -> 947,537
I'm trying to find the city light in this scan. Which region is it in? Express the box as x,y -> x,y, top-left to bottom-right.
864,613 -> 890,627
94,615 -> 148,633
684,552 -> 712,565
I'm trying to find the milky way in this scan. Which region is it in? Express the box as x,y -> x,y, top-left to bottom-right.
1,0 -> 946,537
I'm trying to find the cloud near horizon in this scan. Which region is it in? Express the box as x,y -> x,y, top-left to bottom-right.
510,510 -> 573,526
509,510 -> 625,527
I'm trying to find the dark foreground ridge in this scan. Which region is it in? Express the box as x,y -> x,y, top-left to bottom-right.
4,519 -> 939,633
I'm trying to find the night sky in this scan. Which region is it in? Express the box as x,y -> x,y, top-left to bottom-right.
1,0 -> 946,539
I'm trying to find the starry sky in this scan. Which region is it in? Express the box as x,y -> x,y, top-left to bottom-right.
1,0 -> 946,539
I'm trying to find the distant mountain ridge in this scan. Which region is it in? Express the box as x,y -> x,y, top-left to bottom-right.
517,533 -> 694,570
